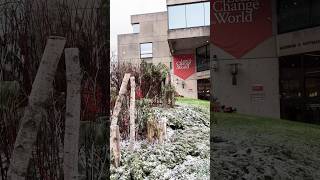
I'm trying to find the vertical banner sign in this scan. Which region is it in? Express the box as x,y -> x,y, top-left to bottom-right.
210,0 -> 273,58
173,54 -> 196,80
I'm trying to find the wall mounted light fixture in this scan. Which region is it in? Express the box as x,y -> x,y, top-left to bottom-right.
229,63 -> 241,86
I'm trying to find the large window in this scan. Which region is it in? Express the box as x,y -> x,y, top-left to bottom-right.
168,2 -> 210,30
140,43 -> 153,58
278,0 -> 320,33
196,44 -> 210,72
132,23 -> 140,33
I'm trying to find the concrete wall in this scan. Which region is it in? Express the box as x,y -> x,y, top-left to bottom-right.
118,9 -> 210,100
211,0 -> 280,118
118,12 -> 171,67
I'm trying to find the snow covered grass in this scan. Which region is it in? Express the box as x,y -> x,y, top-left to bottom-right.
213,112 -> 320,179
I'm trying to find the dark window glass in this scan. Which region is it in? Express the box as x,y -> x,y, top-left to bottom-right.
278,0 -> 320,34
196,45 -> 210,72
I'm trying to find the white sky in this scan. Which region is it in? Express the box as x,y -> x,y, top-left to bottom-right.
110,0 -> 167,57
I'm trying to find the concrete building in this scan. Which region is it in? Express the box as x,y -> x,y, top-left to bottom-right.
118,0 -> 320,123
118,0 -> 210,99
211,0 -> 320,123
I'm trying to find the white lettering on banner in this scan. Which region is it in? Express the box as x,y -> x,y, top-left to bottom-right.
213,0 -> 261,24
176,59 -> 192,70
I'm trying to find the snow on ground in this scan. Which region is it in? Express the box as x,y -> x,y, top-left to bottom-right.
111,104 -> 210,180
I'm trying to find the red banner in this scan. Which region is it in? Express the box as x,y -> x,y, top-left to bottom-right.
173,54 -> 196,80
211,0 -> 272,58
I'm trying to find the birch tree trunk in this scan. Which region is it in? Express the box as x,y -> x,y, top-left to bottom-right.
110,73 -> 130,167
110,125 -> 121,167
63,48 -> 81,180
111,73 -> 130,126
129,76 -> 136,150
7,36 -> 66,180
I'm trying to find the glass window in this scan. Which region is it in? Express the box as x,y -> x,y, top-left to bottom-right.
186,3 -> 205,27
168,1 -> 210,30
311,0 -> 320,25
277,0 -> 320,33
196,45 -> 210,72
168,5 -> 186,29
140,43 -> 153,58
132,23 -> 140,33
204,2 -> 210,26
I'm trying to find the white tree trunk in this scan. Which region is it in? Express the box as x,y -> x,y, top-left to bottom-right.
129,76 -> 136,150
111,73 -> 130,126
63,48 -> 81,180
8,36 -> 66,180
110,125 -> 121,167
110,73 -> 130,167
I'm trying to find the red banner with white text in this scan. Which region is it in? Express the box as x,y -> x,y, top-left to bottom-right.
210,0 -> 273,58
173,54 -> 196,80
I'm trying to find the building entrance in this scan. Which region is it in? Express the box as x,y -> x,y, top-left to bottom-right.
280,52 -> 320,124
197,78 -> 210,100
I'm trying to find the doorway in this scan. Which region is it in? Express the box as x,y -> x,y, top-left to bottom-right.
280,52 -> 320,124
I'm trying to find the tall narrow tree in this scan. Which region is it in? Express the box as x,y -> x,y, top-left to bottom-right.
63,48 -> 81,180
8,36 -> 66,180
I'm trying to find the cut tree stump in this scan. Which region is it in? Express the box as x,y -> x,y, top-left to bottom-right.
147,116 -> 167,144
7,36 -> 66,180
129,76 -> 136,150
63,48 -> 81,180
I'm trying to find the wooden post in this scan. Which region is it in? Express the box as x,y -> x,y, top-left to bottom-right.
129,76 -> 136,150
111,125 -> 121,167
63,48 -> 81,180
8,36 -> 66,180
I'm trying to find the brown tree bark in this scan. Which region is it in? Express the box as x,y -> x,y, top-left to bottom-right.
63,48 -> 81,180
7,36 -> 66,180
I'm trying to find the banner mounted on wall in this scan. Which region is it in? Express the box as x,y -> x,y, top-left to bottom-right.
210,0 -> 273,58
173,54 -> 196,80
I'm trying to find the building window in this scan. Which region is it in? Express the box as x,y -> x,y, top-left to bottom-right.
132,23 -> 140,33
168,1 -> 210,30
278,0 -> 320,34
140,43 -> 153,58
196,45 -> 210,72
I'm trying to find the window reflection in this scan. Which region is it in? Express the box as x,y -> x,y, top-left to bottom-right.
168,5 -> 186,29
168,1 -> 210,30
132,23 -> 140,33
140,43 -> 153,58
186,3 -> 205,27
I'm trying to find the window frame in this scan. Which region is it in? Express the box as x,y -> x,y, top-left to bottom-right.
140,42 -> 153,59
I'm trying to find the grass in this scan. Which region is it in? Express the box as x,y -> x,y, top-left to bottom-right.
176,96 -> 320,144
214,112 -> 320,144
175,97 -> 210,109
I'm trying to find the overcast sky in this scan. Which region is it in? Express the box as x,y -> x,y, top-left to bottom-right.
110,0 -> 167,57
